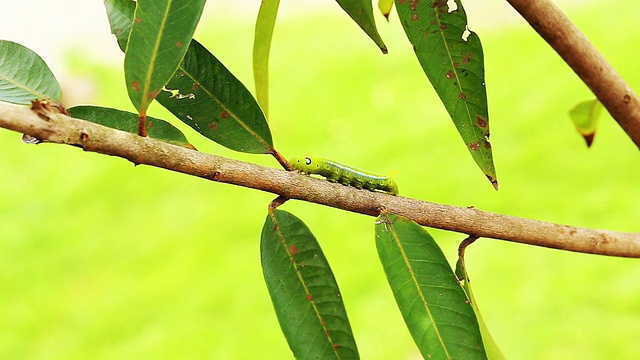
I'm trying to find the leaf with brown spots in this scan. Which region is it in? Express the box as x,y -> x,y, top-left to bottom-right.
124,0 -> 206,133
106,0 -> 274,153
261,209 -> 359,359
395,0 -> 498,189
336,0 -> 388,53
376,213 -> 487,359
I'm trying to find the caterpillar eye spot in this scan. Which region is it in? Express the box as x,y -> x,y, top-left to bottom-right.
305,157 -> 312,165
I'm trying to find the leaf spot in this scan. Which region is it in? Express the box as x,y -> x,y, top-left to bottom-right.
469,142 -> 480,151
219,110 -> 230,119
445,70 -> 455,80
134,17 -> 142,24
458,92 -> 466,100
476,116 -> 487,128
176,41 -> 183,48
131,81 -> 141,92
306,294 -> 314,302
462,52 -> 473,64
147,89 -> 159,100
147,121 -> 154,129
411,13 -> 419,21
208,122 -> 218,131
409,0 -> 418,11
289,244 -> 298,255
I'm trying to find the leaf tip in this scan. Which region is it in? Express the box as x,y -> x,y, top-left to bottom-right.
487,175 -> 499,191
583,132 -> 595,147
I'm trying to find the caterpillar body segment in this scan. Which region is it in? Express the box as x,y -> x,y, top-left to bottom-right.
290,157 -> 399,195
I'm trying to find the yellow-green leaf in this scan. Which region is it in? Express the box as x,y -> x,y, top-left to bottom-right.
455,255 -> 505,360
378,0 -> 394,20
569,99 -> 603,147
253,0 -> 280,119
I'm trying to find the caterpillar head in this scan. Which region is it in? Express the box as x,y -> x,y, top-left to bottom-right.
289,157 -> 320,174
384,178 -> 399,195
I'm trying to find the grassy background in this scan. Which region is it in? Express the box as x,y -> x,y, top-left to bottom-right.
1,1 -> 639,359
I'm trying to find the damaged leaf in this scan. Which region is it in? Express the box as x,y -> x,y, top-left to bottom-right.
124,0 -> 206,129
395,0 -> 497,189
105,0 -> 273,153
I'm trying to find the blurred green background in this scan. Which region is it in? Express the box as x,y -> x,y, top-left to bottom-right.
1,1 -> 639,359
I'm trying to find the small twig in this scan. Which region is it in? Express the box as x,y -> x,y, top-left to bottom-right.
269,195 -> 289,211
506,0 -> 640,148
1,100 -> 639,257
458,235 -> 479,260
270,148 -> 292,171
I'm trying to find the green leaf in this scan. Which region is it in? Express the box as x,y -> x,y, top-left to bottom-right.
375,213 -> 486,359
124,0 -> 206,115
569,99 -> 603,147
157,40 -> 274,153
455,257 -> 505,360
253,0 -> 280,120
0,40 -> 61,105
336,0 -> 388,54
104,0 -> 137,51
261,209 -> 359,359
378,0 -> 394,20
395,0 -> 497,189
67,105 -> 194,149
105,0 -> 273,154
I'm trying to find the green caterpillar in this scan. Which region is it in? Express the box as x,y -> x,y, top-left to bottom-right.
290,157 -> 399,195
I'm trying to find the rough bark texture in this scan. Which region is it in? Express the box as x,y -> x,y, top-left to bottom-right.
1,100 -> 639,257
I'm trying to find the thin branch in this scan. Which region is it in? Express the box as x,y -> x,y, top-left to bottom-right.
506,0 -> 640,148
1,100 -> 639,257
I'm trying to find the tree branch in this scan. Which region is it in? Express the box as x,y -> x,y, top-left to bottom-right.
506,0 -> 640,148
1,100 -> 639,257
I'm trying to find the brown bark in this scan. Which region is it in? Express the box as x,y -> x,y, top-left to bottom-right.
1,100 -> 639,257
506,0 -> 640,148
